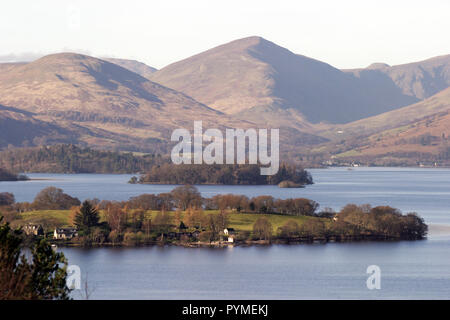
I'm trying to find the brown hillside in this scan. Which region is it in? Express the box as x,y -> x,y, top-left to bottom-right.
326,88 -> 450,164
0,53 -> 251,151
150,36 -> 419,124
344,54 -> 450,100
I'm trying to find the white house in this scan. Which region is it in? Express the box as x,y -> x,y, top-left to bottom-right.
53,228 -> 78,240
223,228 -> 235,236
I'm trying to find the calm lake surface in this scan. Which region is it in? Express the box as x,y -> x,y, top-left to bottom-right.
2,167 -> 450,299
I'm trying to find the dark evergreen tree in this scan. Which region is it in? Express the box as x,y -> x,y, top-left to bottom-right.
74,201 -> 100,234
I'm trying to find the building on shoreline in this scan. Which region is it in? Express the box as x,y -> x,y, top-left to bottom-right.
23,224 -> 44,236
53,228 -> 78,240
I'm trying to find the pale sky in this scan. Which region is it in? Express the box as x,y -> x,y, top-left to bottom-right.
1,0 -> 449,69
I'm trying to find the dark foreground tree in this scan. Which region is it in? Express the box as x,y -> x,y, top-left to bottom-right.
0,217 -> 71,300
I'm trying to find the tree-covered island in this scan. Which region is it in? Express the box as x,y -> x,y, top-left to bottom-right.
132,163 -> 313,187
0,185 -> 428,248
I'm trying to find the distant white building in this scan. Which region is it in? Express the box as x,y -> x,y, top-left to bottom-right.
223,228 -> 235,236
53,228 -> 78,240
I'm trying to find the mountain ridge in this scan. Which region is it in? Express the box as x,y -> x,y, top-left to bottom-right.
101,58 -> 157,79
0,38 -> 449,162
344,54 -> 450,101
0,52 -> 249,151
150,36 -> 434,125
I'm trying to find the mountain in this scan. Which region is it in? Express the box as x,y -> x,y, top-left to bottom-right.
344,54 -> 450,101
0,53 -> 247,151
150,36 -> 421,124
324,87 -> 450,165
102,58 -> 157,79
0,41 -> 448,162
337,87 -> 450,135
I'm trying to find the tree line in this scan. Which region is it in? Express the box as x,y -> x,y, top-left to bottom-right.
0,144 -> 165,174
0,185 -> 428,245
276,204 -> 427,241
134,163 -> 313,186
0,185 -> 320,218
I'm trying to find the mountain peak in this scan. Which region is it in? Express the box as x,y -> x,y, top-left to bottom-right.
367,62 -> 390,69
229,35 -> 265,45
0,52 -> 155,88
199,36 -> 269,56
35,52 -> 95,64
150,37 -> 427,124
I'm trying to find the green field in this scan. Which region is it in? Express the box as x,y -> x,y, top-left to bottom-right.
17,210 -> 72,228
13,209 -> 321,235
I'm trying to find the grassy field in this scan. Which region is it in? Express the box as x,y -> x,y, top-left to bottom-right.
16,210 -> 72,228
13,209 -> 321,235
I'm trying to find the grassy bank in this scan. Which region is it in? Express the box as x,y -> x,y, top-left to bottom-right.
13,209 -> 320,235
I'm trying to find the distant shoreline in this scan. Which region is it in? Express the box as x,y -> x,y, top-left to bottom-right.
46,223 -> 450,249
12,165 -> 450,176
50,235 -> 429,249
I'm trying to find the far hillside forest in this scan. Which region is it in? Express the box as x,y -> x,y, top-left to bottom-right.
0,144 -> 164,174
0,145 -> 312,186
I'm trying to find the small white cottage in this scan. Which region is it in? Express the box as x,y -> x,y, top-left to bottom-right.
53,228 -> 78,240
223,228 -> 235,236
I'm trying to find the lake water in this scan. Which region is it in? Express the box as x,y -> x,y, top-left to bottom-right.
2,167 -> 450,299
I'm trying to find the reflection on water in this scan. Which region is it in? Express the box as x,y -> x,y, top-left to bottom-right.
63,239 -> 450,300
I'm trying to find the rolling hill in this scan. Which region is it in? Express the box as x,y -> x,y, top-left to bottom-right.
150,36 -> 421,125
0,53 -> 249,151
344,54 -> 450,101
324,88 -> 450,165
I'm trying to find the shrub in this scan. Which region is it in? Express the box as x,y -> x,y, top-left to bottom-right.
252,217 -> 273,241
278,220 -> 300,238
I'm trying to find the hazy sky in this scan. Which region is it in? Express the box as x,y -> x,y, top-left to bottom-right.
1,0 -> 449,69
